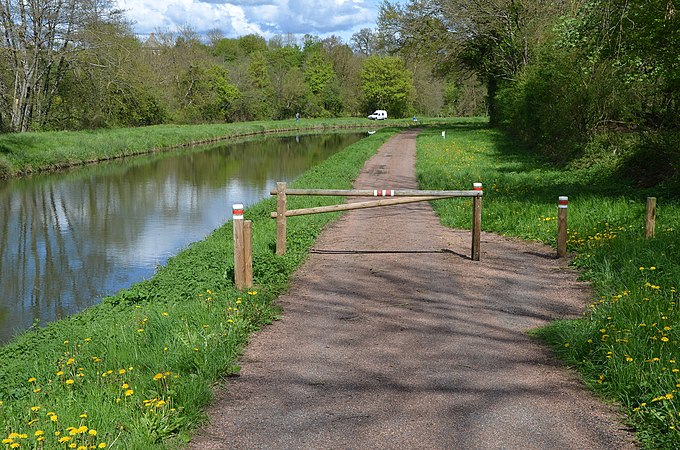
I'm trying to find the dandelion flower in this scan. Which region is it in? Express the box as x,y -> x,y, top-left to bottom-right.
65,379 -> 75,385
124,389 -> 134,397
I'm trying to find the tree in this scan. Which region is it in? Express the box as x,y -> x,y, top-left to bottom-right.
359,56 -> 414,117
350,28 -> 381,56
0,0 -> 123,131
304,51 -> 342,116
378,0 -> 567,122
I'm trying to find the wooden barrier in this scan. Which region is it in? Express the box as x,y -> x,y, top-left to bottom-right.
271,182 -> 483,260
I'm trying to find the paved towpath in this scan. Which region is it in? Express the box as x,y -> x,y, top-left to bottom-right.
190,130 -> 637,449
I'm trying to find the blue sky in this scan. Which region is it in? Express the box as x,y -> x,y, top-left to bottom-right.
117,0 -> 391,42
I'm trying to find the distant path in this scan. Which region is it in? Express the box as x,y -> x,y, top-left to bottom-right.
190,130 -> 637,449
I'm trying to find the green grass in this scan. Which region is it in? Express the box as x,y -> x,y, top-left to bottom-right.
0,127 -> 399,449
416,124 -> 680,449
0,117 -> 463,178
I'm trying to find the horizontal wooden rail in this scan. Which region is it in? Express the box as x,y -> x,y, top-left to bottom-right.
269,188 -> 482,198
271,196 -> 443,218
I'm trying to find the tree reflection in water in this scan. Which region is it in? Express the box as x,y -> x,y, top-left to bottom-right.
0,132 -> 364,343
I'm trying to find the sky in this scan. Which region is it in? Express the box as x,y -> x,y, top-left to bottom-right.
116,0 -> 392,43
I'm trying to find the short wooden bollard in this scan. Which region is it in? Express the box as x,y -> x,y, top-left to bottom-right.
233,204 -> 246,289
646,197 -> 656,238
244,220 -> 253,288
472,182 -> 482,261
557,196 -> 568,258
276,182 -> 287,255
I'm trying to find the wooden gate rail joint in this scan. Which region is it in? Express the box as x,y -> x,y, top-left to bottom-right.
270,182 -> 483,261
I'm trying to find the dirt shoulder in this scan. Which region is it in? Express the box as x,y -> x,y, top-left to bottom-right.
190,129 -> 638,449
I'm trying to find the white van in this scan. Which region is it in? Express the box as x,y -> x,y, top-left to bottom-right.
368,110 -> 387,120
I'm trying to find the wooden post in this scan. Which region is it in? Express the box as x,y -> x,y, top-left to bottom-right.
557,196 -> 568,258
276,182 -> 287,255
472,183 -> 482,261
244,220 -> 253,288
233,204 -> 245,289
646,197 -> 656,238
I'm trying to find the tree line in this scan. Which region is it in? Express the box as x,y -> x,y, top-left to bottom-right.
0,0 -> 486,134
378,0 -> 679,186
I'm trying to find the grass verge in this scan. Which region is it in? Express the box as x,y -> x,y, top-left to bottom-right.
0,127 -> 398,449
416,123 -> 679,449
0,117 -> 456,178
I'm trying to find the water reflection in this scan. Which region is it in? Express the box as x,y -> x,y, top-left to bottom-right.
0,132 -> 364,343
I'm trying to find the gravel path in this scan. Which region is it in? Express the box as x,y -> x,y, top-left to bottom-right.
189,130 -> 638,449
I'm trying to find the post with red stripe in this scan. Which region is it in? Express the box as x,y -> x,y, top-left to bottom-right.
472,182 -> 483,261
233,203 -> 246,289
557,196 -> 568,258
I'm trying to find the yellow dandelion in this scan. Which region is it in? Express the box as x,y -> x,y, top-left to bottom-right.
153,373 -> 164,381
124,389 -> 134,397
65,379 -> 75,385
98,443 -> 107,448
58,436 -> 71,443
34,430 -> 44,437
118,369 -> 126,375
28,377 -> 36,383
88,429 -> 97,436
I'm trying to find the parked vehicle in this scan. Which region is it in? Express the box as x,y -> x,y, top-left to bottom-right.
367,110 -> 387,120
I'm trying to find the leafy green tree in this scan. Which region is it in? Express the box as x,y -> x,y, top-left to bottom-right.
378,0 -> 567,122
0,0 -> 123,131
359,56 -> 414,117
304,51 -> 342,116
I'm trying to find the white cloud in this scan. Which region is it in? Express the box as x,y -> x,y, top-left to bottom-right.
118,0 -> 381,41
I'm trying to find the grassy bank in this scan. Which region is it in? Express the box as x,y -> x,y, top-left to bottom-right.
0,128 -> 398,448
0,117 -> 436,179
416,124 -> 679,449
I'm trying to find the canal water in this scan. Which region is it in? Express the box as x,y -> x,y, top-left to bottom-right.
0,132 -> 365,343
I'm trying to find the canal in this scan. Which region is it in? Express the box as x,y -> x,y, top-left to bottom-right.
0,132 -> 365,343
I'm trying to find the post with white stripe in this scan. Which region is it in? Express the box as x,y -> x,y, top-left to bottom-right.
276,182 -> 287,256
557,196 -> 568,258
233,203 -> 246,289
472,182 -> 482,261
